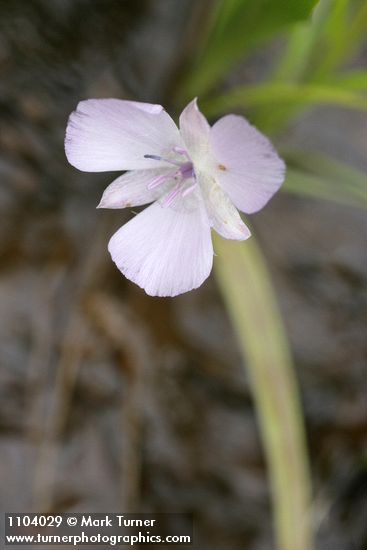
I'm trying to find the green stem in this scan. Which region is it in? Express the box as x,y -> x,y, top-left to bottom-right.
213,234 -> 313,550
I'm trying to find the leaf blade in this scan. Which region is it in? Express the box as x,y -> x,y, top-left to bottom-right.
282,150 -> 367,209
202,82 -> 367,118
181,0 -> 320,99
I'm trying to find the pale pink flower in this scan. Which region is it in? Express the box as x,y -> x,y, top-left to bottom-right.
65,98 -> 285,296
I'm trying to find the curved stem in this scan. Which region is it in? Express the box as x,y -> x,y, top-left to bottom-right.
213,233 -> 314,550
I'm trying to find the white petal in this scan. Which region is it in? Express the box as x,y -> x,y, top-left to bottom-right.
65,99 -> 183,172
198,172 -> 251,240
179,99 -> 212,169
120,101 -> 163,114
108,199 -> 213,297
97,168 -> 174,209
210,115 -> 285,213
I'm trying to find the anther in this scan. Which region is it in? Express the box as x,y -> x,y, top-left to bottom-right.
144,153 -> 182,168
144,154 -> 162,161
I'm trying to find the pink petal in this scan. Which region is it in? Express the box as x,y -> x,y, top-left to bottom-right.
65,99 -> 183,172
108,199 -> 213,297
197,172 -> 251,240
97,168 -> 174,209
179,99 -> 212,168
210,115 -> 285,214
120,101 -> 164,114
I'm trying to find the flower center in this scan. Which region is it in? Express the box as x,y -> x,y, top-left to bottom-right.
144,151 -> 197,206
179,161 -> 194,180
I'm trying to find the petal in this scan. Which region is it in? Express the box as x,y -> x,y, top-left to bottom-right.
108,199 -> 213,297
210,115 -> 285,214
65,99 -> 183,172
119,101 -> 164,114
179,99 -> 212,169
197,171 -> 251,240
97,168 -> 175,209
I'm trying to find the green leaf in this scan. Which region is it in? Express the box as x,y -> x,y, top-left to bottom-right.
329,70 -> 367,90
248,1 -> 330,133
202,82 -> 367,118
213,234 -> 313,550
283,151 -> 367,209
311,0 -> 367,81
181,0 -> 320,99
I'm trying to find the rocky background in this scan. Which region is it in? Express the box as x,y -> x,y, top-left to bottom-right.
0,1 -> 366,549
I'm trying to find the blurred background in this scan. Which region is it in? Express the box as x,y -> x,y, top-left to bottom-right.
0,1 -> 366,549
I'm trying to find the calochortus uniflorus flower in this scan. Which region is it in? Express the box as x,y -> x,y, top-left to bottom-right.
65,98 -> 285,296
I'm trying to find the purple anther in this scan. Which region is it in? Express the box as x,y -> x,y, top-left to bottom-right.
144,153 -> 182,168
144,154 -> 162,161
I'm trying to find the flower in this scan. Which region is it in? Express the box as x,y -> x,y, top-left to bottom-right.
65,98 -> 285,297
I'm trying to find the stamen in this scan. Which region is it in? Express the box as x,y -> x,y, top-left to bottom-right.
144,154 -> 162,161
145,153 -> 196,206
144,153 -> 181,167
147,173 -> 170,189
161,184 -> 181,207
173,147 -> 189,158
